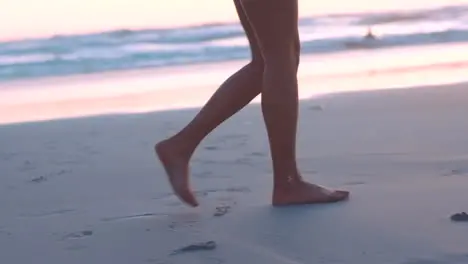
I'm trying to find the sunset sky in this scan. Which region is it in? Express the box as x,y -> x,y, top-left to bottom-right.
1,0 -> 467,41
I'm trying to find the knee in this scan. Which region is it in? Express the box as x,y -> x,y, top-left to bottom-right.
294,41 -> 300,69
264,54 -> 297,74
263,43 -> 298,69
248,59 -> 264,73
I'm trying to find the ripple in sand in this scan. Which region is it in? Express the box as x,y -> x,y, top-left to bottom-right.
61,230 -> 93,240
195,186 -> 251,197
19,209 -> 76,218
101,212 -> 167,222
65,244 -> 87,251
343,181 -> 367,186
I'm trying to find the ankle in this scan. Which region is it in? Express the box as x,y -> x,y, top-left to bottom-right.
162,135 -> 196,158
273,173 -> 303,193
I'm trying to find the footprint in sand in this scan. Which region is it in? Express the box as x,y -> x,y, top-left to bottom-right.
204,146 -> 218,151
78,145 -> 99,155
0,152 -> 17,161
19,160 -> 36,172
193,170 -> 216,179
405,253 -> 468,264
308,105 -> 323,111
210,134 -> 249,149
225,186 -> 251,193
443,168 -> 467,177
28,169 -> 72,184
214,205 -> 231,217
44,140 -> 58,150
168,219 -> 199,230
250,151 -> 266,157
0,228 -> 12,237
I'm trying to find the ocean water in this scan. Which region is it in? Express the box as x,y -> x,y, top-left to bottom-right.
1,4 -> 468,83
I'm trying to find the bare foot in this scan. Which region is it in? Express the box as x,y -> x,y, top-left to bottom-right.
155,140 -> 198,207
272,180 -> 349,206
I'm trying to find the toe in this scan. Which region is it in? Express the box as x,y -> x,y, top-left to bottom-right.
332,190 -> 350,201
180,191 -> 199,207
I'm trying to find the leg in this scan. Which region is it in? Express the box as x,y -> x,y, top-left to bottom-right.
155,0 -> 266,207
239,0 -> 349,205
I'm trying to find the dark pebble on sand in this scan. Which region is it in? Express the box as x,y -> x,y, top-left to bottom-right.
31,176 -> 47,183
171,241 -> 217,255
450,212 -> 468,222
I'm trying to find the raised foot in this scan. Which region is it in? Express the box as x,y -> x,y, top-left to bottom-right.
155,140 -> 198,207
272,181 -> 349,206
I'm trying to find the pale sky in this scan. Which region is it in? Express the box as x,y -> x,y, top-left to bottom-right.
1,0 -> 466,41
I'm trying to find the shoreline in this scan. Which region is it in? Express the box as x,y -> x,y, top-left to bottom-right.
2,41 -> 468,88
1,78 -> 468,126
2,42 -> 468,125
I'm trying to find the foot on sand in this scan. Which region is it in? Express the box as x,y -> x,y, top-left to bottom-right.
156,140 -> 347,208
155,140 -> 199,207
272,180 -> 349,206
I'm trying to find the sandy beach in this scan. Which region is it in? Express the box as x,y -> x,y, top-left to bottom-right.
3,0 -> 468,262
1,61 -> 468,263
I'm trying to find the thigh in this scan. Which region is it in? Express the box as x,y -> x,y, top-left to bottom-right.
233,0 -> 263,63
239,0 -> 299,59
